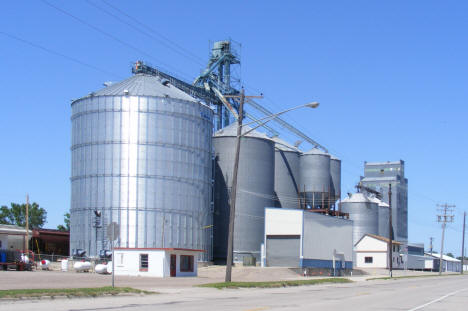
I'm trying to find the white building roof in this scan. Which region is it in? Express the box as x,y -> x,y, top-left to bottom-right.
425,253 -> 460,262
0,224 -> 32,235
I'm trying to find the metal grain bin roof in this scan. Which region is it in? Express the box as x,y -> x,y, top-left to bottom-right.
341,192 -> 372,204
303,147 -> 329,156
271,136 -> 300,152
89,74 -> 197,101
214,122 -> 271,140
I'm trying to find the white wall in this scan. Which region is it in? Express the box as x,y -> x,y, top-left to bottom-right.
114,249 -> 199,277
356,252 -> 388,268
355,235 -> 387,252
265,208 -> 302,236
114,250 -> 166,277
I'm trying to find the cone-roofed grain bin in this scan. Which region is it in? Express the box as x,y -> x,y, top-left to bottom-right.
213,122 -> 275,263
272,137 -> 301,209
299,148 -> 331,209
369,196 -> 390,239
341,193 -> 379,246
330,155 -> 341,206
70,73 -> 214,260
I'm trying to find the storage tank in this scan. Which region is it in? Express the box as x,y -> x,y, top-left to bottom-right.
330,155 -> 341,206
341,193 -> 379,246
370,197 -> 390,238
299,148 -> 331,209
272,137 -> 301,209
213,122 -> 275,263
70,73 -> 214,261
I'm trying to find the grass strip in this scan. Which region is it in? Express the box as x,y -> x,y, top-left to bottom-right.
198,278 -> 352,289
366,273 -> 463,281
0,287 -> 154,299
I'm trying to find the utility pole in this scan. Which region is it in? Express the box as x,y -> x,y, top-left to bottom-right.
461,211 -> 466,274
388,184 -> 393,277
25,194 -> 29,253
224,89 -> 263,282
437,203 -> 455,275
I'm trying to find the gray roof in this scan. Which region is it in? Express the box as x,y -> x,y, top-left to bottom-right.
303,147 -> 330,157
89,74 -> 197,102
330,154 -> 341,161
341,192 -> 373,204
214,122 -> 271,140
271,137 -> 300,152
369,196 -> 389,207
365,160 -> 404,166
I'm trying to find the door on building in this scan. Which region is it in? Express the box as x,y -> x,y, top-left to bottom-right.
266,235 -> 300,267
170,254 -> 177,277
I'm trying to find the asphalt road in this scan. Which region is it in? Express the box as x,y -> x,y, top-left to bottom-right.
2,275 -> 468,311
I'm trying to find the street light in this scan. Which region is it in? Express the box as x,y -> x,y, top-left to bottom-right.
224,89 -> 320,282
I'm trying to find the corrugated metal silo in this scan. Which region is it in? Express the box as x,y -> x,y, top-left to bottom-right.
70,73 -> 214,260
272,137 -> 301,209
213,123 -> 275,263
330,155 -> 341,205
341,193 -> 379,246
299,148 -> 331,209
370,197 -> 390,238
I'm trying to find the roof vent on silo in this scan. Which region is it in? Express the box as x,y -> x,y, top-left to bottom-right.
103,81 -> 114,87
123,89 -> 129,95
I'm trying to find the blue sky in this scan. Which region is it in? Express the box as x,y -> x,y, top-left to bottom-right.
1,1 -> 466,256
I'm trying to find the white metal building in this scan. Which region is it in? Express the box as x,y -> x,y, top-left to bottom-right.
354,234 -> 404,269
113,248 -> 203,277
425,253 -> 461,272
0,225 -> 32,250
264,208 -> 353,270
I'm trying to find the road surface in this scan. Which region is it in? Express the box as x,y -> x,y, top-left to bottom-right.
1,275 -> 467,310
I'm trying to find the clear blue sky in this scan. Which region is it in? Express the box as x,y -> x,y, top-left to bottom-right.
1,1 -> 466,256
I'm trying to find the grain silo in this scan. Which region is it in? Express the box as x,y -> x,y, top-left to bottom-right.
330,155 -> 341,206
299,148 -> 331,209
70,73 -> 214,260
341,193 -> 379,246
213,122 -> 275,263
370,197 -> 390,238
272,137 -> 301,209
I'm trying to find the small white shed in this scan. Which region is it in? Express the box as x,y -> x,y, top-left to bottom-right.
113,248 -> 203,277
354,234 -> 404,269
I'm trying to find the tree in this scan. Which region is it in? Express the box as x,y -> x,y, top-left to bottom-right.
446,252 -> 454,258
0,202 -> 47,228
57,213 -> 70,232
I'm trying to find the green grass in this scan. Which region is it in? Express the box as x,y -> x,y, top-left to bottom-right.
0,287 -> 154,299
198,278 -> 352,289
366,273 -> 464,281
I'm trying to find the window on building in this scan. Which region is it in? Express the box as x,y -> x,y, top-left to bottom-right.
365,257 -> 373,263
139,254 -> 149,271
180,255 -> 194,272
380,169 -> 385,174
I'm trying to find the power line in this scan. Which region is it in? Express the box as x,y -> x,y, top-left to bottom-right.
0,31 -> 121,78
85,0 -> 205,67
40,0 -> 193,82
436,203 -> 455,275
99,0 -> 206,65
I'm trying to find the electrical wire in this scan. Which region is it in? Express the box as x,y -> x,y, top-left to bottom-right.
40,0 -> 194,82
0,30 -> 122,79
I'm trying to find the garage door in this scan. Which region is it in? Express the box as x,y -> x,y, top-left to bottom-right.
266,235 -> 300,267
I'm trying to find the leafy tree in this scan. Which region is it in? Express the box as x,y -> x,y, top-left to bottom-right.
446,252 -> 454,258
0,202 -> 47,228
57,213 -> 70,231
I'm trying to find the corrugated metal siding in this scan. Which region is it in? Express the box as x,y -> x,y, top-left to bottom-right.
266,235 -> 300,267
70,93 -> 213,260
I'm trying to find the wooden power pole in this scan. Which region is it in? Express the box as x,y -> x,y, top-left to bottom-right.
462,211 -> 466,274
437,203 -> 455,275
25,194 -> 29,253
